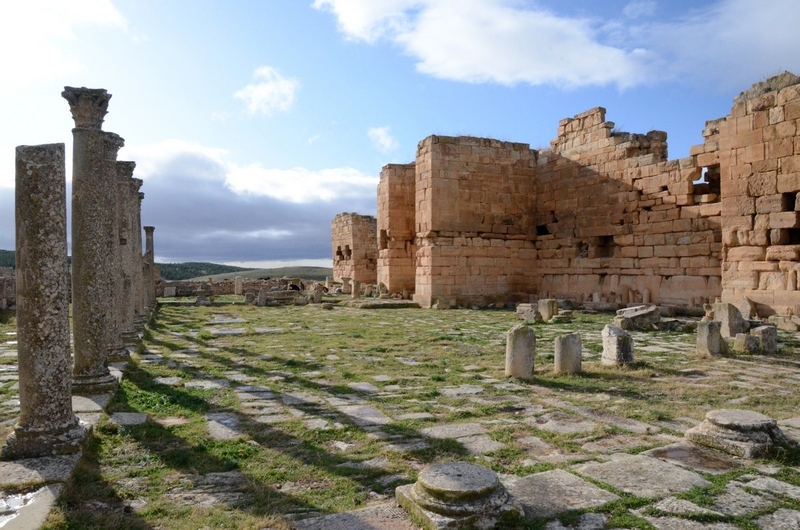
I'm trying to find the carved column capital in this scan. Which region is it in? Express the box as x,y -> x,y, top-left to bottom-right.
61,87 -> 111,129
103,132 -> 125,159
144,226 -> 155,234
116,161 -> 136,179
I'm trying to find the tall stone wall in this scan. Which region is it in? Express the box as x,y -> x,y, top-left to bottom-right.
535,107 -> 722,306
331,213 -> 377,284
413,136 -> 538,308
337,73 -> 800,315
377,163 -> 416,293
718,73 -> 800,316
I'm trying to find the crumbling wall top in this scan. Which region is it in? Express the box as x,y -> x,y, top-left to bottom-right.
733,71 -> 800,104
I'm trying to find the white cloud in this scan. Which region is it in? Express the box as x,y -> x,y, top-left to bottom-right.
314,0 -> 800,90
622,0 -> 656,19
226,164 -> 377,203
234,66 -> 299,116
122,139 -> 378,204
368,126 -> 399,153
0,0 -> 126,89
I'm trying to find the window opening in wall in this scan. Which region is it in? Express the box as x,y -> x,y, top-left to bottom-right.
536,225 -> 551,236
595,235 -> 615,258
693,165 -> 720,200
782,193 -> 797,212
335,246 -> 344,262
379,230 -> 388,250
344,245 -> 352,260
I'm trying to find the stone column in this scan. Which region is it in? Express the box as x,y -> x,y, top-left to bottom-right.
62,86 -> 119,394
144,226 -> 155,313
3,143 -> 86,458
505,324 -> 535,381
104,134 -> 128,362
118,165 -> 142,346
133,192 -> 146,331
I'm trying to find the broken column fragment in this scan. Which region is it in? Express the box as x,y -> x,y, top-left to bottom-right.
3,143 -> 86,458
63,86 -> 119,394
505,324 -> 535,381
696,320 -> 723,357
601,324 -> 634,365
712,302 -> 749,338
554,332 -> 582,374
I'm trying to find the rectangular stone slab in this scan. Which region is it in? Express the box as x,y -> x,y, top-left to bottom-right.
575,454 -> 709,498
502,469 -> 619,518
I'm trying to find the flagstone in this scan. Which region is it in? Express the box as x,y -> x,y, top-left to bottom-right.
575,454 -> 709,498
503,469 -> 619,519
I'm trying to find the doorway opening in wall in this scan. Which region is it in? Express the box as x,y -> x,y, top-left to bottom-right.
694,165 -> 721,200
595,235 -> 615,258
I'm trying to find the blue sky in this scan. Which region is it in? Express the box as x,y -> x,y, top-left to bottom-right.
1,0 -> 799,266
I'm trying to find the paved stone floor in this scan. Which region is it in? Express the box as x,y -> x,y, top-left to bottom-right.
2,303 -> 800,528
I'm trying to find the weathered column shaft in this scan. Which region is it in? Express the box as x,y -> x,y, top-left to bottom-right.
133,191 -> 145,328
63,86 -> 119,393
4,143 -> 85,457
144,226 -> 155,309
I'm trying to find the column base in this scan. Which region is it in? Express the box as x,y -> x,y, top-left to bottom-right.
2,422 -> 87,459
71,371 -> 118,395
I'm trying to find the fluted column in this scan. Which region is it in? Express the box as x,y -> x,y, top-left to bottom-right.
3,143 -> 86,457
62,86 -> 119,394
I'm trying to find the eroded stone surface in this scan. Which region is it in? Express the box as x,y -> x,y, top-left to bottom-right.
575,454 -> 709,498
503,469 -> 619,519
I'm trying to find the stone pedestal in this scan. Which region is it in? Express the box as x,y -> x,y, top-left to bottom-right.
537,299 -> 558,321
342,277 -> 352,295
505,324 -> 535,381
396,462 -> 521,530
63,86 -> 119,394
554,332 -> 582,374
3,143 -> 86,458
234,276 -> 243,296
696,321 -> 723,357
685,409 -> 798,459
257,287 -> 268,307
351,279 -> 361,299
601,324 -> 634,365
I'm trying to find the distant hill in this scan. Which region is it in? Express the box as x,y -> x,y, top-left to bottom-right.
188,266 -> 332,282
157,262 -> 249,281
0,250 -> 13,268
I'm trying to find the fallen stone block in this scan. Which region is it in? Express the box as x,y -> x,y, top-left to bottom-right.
614,305 -> 660,331
732,333 -> 760,354
750,325 -> 778,354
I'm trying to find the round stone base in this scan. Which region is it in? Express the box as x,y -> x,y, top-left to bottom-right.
2,423 -> 86,459
396,462 -> 522,529
685,409 -> 797,459
72,372 -> 118,395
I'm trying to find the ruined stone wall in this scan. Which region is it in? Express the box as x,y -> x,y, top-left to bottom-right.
377,163 -> 416,293
331,213 -> 377,284
156,278 -> 299,297
718,73 -> 800,316
535,107 -> 722,306
413,136 -> 538,308
0,267 -> 15,310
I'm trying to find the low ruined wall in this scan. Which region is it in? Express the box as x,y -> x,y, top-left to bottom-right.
156,278 -> 307,297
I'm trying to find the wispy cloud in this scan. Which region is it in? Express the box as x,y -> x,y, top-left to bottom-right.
368,126 -> 399,153
314,0 -> 800,90
234,66 -> 299,116
0,0 -> 126,89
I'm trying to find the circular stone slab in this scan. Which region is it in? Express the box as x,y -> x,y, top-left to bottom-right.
418,462 -> 499,502
706,409 -> 776,432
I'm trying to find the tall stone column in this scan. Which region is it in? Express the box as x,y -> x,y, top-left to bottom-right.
116,162 -> 139,346
3,144 -> 86,458
62,86 -> 119,394
133,192 -> 146,331
144,226 -> 155,313
104,133 -> 128,362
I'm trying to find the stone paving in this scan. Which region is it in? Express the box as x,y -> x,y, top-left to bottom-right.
2,304 -> 800,528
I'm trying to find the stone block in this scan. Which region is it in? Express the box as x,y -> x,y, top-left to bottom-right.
712,302 -> 750,338
537,299 -> 558,321
601,325 -> 634,365
750,325 -> 777,354
505,324 -> 535,381
697,321 -> 723,358
613,305 -> 660,330
553,332 -> 581,374
733,333 -> 760,353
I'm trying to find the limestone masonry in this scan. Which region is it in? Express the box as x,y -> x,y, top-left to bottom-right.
333,73 -> 800,315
